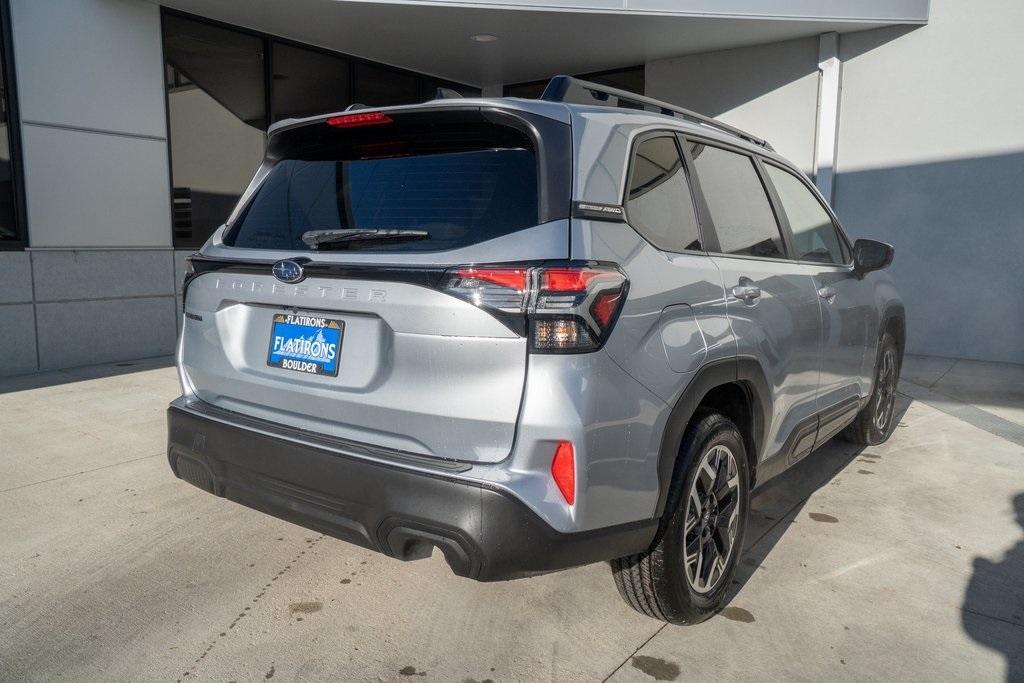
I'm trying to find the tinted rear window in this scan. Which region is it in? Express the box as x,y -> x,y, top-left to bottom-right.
225,117 -> 539,252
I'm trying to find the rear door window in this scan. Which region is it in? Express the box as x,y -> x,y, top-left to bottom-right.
689,143 -> 786,259
763,163 -> 847,264
226,115 -> 540,252
624,135 -> 702,252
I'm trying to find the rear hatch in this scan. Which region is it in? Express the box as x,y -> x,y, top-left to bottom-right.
179,105 -> 572,463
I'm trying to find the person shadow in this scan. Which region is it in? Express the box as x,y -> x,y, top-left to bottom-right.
962,493 -> 1024,681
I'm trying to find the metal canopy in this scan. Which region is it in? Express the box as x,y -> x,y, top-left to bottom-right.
159,0 -> 929,86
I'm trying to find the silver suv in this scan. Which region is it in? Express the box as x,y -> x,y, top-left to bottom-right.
168,77 -> 903,624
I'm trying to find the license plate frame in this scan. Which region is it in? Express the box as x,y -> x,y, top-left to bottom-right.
266,313 -> 344,377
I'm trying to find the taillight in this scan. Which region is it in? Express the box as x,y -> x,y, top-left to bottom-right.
445,267 -> 530,312
442,263 -> 627,353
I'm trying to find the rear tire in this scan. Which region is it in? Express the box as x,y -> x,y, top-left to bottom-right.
842,331 -> 901,446
611,412 -> 750,625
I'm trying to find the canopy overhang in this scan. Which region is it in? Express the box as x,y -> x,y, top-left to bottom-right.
158,0 -> 930,86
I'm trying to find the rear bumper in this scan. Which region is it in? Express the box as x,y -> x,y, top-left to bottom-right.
167,399 -> 656,581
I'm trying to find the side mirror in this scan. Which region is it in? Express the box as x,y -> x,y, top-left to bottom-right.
853,239 -> 894,275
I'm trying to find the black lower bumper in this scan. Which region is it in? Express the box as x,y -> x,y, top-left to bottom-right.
167,401 -> 656,581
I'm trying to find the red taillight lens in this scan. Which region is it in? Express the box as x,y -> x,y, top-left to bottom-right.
551,441 -> 575,505
450,267 -> 529,291
325,111 -> 393,128
442,263 -> 627,352
444,267 -> 530,313
590,290 -> 623,327
540,268 -> 600,291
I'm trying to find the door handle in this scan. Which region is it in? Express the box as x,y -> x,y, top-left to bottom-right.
818,286 -> 837,303
731,284 -> 762,303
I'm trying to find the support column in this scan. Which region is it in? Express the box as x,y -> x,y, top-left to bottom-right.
813,32 -> 842,203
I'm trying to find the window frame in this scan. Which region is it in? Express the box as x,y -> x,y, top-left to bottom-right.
758,157 -> 855,268
0,0 -> 27,251
619,129 -> 707,255
680,134 -> 791,263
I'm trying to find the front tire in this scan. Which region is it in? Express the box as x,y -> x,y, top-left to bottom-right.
611,412 -> 750,624
842,331 -> 901,445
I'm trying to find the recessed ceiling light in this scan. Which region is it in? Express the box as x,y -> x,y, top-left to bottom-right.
471,33 -> 498,43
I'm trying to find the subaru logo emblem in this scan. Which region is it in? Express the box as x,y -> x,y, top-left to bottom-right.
272,260 -> 305,284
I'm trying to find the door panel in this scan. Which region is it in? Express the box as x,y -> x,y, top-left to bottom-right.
712,257 -> 822,460
812,267 -> 872,411
759,161 -> 872,414
685,140 -> 823,464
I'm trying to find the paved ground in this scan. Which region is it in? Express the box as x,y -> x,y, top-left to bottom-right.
1,355 -> 1023,681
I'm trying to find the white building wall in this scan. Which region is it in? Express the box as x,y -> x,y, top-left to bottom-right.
835,0 -> 1024,364
0,0 -> 178,375
647,1 -> 1024,364
645,37 -> 820,174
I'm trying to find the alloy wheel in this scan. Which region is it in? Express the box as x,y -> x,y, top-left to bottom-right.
683,444 -> 741,594
873,347 -> 897,432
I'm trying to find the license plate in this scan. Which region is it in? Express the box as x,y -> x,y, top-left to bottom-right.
266,313 -> 344,377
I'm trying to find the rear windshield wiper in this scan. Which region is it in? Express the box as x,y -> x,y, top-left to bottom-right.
301,228 -> 430,249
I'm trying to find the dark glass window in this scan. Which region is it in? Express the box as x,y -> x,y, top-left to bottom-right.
354,63 -> 420,107
227,119 -> 538,253
163,14 -> 267,248
271,43 -> 349,122
764,164 -> 847,264
690,144 -> 785,259
625,136 -> 701,252
0,9 -> 22,246
585,67 -> 645,96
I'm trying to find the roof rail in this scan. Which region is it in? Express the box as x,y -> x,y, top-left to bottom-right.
540,75 -> 773,151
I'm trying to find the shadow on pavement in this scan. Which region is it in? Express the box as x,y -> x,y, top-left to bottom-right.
963,493 -> 1024,682
725,395 -> 913,603
0,356 -> 174,395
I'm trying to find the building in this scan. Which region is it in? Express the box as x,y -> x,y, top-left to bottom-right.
0,0 -> 1021,377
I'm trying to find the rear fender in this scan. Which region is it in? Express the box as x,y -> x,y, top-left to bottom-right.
653,357 -> 771,518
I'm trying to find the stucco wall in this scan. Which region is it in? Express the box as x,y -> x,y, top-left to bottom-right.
647,1 -> 1024,364
645,37 -> 820,174
835,0 -> 1024,364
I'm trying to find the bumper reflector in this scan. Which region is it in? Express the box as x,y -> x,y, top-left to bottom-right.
551,441 -> 575,505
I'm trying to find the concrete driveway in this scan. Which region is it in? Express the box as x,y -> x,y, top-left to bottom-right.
1,356 -> 1022,681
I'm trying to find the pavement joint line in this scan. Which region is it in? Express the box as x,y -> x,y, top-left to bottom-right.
599,444 -> 862,682
176,534 -> 327,682
929,358 -> 959,388
0,452 -> 163,494
600,623 -> 667,682
897,380 -> 1024,448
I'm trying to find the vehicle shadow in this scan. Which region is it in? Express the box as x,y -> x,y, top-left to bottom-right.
0,356 -> 174,395
724,395 -> 913,603
962,493 -> 1024,682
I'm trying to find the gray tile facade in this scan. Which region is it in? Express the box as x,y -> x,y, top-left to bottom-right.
0,304 -> 39,375
0,248 -> 182,377
0,251 -> 35,304
35,296 -> 177,370
31,249 -> 176,301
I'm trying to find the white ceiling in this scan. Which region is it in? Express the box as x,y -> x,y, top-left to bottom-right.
157,0 -> 928,86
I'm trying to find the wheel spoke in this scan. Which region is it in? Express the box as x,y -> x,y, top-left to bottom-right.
699,536 -> 718,587
681,442 -> 743,594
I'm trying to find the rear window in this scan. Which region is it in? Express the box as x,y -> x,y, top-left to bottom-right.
225,115 -> 540,252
